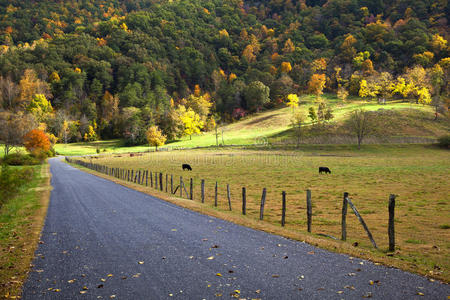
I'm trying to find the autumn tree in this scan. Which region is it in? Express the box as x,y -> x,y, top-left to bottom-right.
27,94 -> 53,121
179,106 -> 204,140
18,69 -> 50,109
23,129 -> 51,158
308,74 -> 326,100
286,94 -> 299,112
146,125 -> 166,151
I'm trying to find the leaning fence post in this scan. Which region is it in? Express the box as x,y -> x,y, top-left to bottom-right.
227,184 -> 232,211
242,187 -> 246,215
214,182 -> 218,207
342,192 -> 348,241
347,198 -> 378,249
281,191 -> 286,226
146,171 -> 148,186
259,188 -> 266,220
306,189 -> 312,233
189,178 -> 193,200
171,175 -> 173,194
201,179 -> 205,203
388,194 -> 396,252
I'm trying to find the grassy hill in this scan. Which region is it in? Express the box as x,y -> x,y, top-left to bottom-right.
52,96 -> 449,156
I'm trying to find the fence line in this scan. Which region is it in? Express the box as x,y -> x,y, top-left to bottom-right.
65,157 -> 395,250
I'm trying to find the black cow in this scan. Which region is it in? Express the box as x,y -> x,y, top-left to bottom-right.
319,167 -> 331,174
182,163 -> 192,171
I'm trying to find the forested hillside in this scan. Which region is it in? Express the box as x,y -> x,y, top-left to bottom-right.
0,0 -> 448,146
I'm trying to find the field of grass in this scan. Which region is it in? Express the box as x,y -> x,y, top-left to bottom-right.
75,144 -> 450,281
0,163 -> 51,298
51,97 -> 446,156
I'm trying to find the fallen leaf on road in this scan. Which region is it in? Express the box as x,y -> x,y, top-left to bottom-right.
228,270 -> 234,273
110,295 -> 116,298
82,286 -> 88,290
272,274 -> 279,278
307,251 -> 315,255
344,285 -> 355,290
212,245 -> 219,248
121,276 -> 127,280
97,284 -> 104,288
337,291 -> 343,294
369,280 -> 374,285
216,273 -> 222,277
68,279 -> 76,283
138,261 -> 144,264
416,292 -> 424,296
171,229 -> 177,231
36,269 -> 44,273
207,256 -> 215,260
202,238 -> 208,241
132,273 -> 141,278
215,293 -> 222,297
79,291 -> 87,294
362,292 -> 372,298
255,289 -> 261,294
107,274 -> 113,277
100,279 -> 106,282
53,289 -> 61,292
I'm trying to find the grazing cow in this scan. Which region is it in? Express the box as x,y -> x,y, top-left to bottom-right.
182,163 -> 192,171
319,166 -> 331,174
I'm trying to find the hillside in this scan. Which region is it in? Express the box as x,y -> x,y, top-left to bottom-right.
52,98 -> 450,155
0,0 -> 449,151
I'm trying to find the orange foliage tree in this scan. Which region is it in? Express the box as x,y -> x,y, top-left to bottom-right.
24,129 -> 51,157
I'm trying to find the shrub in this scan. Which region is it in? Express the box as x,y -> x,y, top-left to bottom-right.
0,164 -> 34,208
437,135 -> 450,148
1,153 -> 40,166
23,129 -> 51,160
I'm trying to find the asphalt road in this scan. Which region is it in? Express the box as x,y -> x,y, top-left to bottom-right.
22,158 -> 449,299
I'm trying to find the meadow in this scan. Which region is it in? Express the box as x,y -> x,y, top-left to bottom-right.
76,144 -> 450,281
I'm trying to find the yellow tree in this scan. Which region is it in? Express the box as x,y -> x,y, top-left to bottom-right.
308,74 -> 326,100
27,94 -> 53,121
19,69 -> 50,109
280,62 -> 292,73
286,94 -> 299,112
180,106 -> 204,139
146,125 -> 167,151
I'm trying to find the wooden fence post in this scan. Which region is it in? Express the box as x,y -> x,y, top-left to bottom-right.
347,198 -> 378,249
146,171 -> 148,186
159,173 -> 163,191
166,174 -> 168,193
388,194 -> 396,252
306,189 -> 312,233
155,172 -> 158,189
281,191 -> 286,226
127,170 -> 130,182
189,178 -> 193,200
201,179 -> 205,203
180,176 -> 183,197
342,192 -> 348,241
171,175 -> 173,194
242,187 -> 246,215
259,188 -> 266,220
150,171 -> 153,187
214,182 -> 218,207
227,184 -> 232,211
